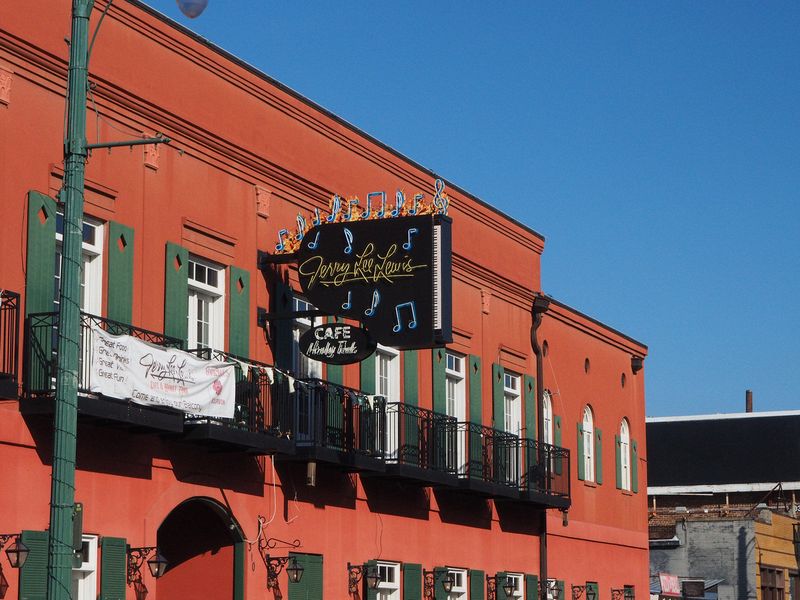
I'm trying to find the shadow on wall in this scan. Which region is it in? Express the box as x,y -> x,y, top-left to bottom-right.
433,489 -> 491,529
361,477 -> 430,520
275,460 -> 357,510
168,443 -> 266,496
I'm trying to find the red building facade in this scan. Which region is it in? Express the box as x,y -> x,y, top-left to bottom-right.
0,2 -> 648,599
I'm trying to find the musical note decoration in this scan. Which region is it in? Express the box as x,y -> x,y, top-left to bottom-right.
271,179 -> 449,254
392,301 -> 418,333
306,230 -> 321,251
343,228 -> 354,255
364,290 -> 380,317
341,290 -> 352,310
402,227 -> 419,251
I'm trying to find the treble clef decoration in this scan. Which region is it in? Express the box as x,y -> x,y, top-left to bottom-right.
432,179 -> 449,215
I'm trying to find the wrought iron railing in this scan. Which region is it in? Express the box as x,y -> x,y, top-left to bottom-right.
25,311 -> 182,397
0,290 -> 20,383
517,438 -> 571,499
293,378 -> 384,458
454,422 -> 520,488
188,348 -> 294,437
384,402 -> 457,474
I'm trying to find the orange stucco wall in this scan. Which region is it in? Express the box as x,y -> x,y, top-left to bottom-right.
0,1 -> 648,598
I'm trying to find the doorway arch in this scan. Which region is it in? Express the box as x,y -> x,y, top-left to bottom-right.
156,497 -> 245,600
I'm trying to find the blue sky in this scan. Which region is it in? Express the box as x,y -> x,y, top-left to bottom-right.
141,1 -> 799,417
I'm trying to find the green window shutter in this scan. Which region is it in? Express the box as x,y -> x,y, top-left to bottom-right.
470,570 -> 485,600
289,552 -> 322,600
434,567 -> 447,600
553,415 -> 563,475
361,352 -> 376,394
164,242 -> 189,346
524,374 -> 536,439
595,428 -> 603,485
107,221 -> 134,324
615,434 -> 622,489
632,439 -> 639,493
325,317 -> 343,385
271,282 -> 294,370
624,585 -> 635,600
233,540 -> 245,600
228,266 -> 250,358
526,575 -> 539,600
99,536 -> 127,600
432,348 -> 446,414
365,559 -> 378,600
557,580 -> 566,600
403,350 -> 418,405
25,191 -> 57,316
469,355 -> 482,424
19,530 -> 49,600
403,563 -> 422,600
492,363 -> 504,429
576,422 -> 585,480
496,572 -> 508,598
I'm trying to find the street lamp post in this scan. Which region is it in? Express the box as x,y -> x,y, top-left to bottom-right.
48,2 -> 171,598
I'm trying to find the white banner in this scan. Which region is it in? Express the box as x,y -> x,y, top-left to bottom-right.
90,328 -> 236,419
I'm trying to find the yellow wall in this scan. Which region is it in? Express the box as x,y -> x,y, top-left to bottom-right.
755,513 -> 799,600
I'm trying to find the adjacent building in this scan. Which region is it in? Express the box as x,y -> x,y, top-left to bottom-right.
648,405 -> 800,600
0,1 -> 648,598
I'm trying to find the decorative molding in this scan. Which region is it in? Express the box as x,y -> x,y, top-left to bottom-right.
255,185 -> 271,218
143,140 -> 160,170
481,289 -> 491,314
181,218 -> 236,262
0,65 -> 12,106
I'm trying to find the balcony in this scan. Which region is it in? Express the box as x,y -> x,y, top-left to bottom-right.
289,378 -> 385,472
183,349 -> 295,455
453,423 -> 521,499
23,311 -> 185,432
370,402 -> 459,487
0,290 -> 20,399
514,438 -> 571,509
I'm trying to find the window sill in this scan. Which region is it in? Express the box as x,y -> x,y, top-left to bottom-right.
621,489 -> 634,496
582,480 -> 597,488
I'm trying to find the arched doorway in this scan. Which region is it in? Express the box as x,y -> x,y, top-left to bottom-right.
156,497 -> 244,600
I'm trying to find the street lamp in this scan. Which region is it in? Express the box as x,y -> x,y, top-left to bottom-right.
176,0 -> 209,18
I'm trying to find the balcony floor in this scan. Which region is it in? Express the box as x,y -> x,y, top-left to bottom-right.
182,421 -> 295,455
20,394 -> 184,433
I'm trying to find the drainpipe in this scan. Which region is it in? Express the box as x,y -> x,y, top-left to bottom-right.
531,294 -> 550,600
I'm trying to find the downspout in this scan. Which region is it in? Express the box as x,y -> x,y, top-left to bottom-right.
531,294 -> 550,599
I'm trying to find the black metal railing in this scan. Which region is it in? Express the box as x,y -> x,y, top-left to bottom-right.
0,290 -> 20,383
188,348 -> 294,437
25,311 -> 182,397
293,378 -> 384,458
517,438 -> 571,498
384,402 -> 457,474
454,422 -> 520,488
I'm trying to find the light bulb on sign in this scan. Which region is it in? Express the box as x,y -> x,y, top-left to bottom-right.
176,0 -> 208,18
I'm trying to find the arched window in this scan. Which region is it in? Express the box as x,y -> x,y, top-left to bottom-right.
543,391 -> 554,445
582,406 -> 595,481
620,418 -> 631,490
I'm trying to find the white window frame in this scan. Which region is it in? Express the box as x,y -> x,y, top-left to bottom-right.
620,418 -> 631,491
583,405 -> 595,482
506,573 -> 524,599
375,344 -> 400,402
446,352 -> 467,475
546,579 -> 559,600
187,256 -> 225,351
376,561 -> 400,600
503,372 -> 522,436
55,213 -> 104,316
447,567 -> 468,600
445,352 -> 466,421
291,297 -> 322,378
71,535 -> 98,600
543,390 -> 554,445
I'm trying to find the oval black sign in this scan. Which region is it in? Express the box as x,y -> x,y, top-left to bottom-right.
299,323 -> 377,365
